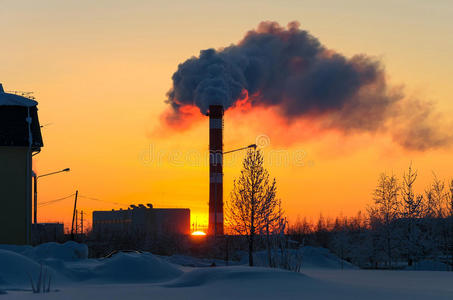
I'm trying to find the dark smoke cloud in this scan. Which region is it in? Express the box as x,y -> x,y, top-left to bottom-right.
391,99 -> 453,151
166,21 -> 452,151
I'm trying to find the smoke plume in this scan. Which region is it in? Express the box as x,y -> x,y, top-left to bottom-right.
165,21 -> 452,151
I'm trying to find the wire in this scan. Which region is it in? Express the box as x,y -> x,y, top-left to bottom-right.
78,195 -> 123,206
38,194 -> 123,207
38,193 -> 75,207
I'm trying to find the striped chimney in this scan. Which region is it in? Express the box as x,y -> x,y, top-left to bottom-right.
208,105 -> 224,236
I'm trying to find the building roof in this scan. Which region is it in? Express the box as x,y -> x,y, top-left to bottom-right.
0,85 -> 43,149
0,83 -> 38,107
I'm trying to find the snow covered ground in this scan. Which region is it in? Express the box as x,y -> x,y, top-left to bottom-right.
1,242 -> 452,299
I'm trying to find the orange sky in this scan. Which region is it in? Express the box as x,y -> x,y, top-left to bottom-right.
1,0 -> 453,229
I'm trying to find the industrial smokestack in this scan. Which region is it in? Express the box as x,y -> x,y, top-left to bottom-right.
208,105 -> 224,236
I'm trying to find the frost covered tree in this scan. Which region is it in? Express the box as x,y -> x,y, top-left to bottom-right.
400,164 -> 424,266
368,173 -> 400,268
448,180 -> 453,219
289,216 -> 312,244
345,212 -> 374,268
314,214 -> 330,247
226,149 -> 282,267
448,180 -> 453,269
330,217 -> 349,269
264,199 -> 285,267
426,175 -> 447,218
431,176 -> 451,267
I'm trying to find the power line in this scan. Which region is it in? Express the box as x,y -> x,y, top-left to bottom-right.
38,193 -> 123,207
38,193 -> 76,207
78,195 -> 123,206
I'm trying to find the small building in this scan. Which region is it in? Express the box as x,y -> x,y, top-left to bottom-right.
32,223 -> 65,244
0,84 -> 43,245
92,204 -> 190,236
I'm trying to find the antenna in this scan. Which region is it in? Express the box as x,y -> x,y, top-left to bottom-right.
40,123 -> 53,129
81,210 -> 84,235
6,90 -> 36,100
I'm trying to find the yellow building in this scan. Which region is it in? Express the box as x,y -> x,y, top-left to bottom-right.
0,84 -> 43,245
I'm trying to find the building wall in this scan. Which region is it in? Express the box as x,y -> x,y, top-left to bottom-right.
92,209 -> 134,234
152,209 -> 190,235
0,146 -> 31,244
92,207 -> 190,236
32,223 -> 65,244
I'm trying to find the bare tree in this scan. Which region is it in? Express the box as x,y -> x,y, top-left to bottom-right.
369,173 -> 400,268
448,180 -> 453,217
401,165 -> 423,219
427,174 -> 447,218
400,164 -> 424,266
264,198 -> 285,267
448,180 -> 453,270
226,149 -> 282,267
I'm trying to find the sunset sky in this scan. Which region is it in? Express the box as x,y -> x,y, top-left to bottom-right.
2,0 -> 453,230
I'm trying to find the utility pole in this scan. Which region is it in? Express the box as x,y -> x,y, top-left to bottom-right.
32,168 -> 70,225
81,210 -> 84,235
71,190 -> 78,240
33,174 -> 37,224
75,210 -> 78,237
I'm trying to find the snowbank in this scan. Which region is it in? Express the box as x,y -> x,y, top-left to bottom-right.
41,242 -> 87,261
238,246 -> 356,270
0,244 -> 33,255
163,266 -> 307,288
0,241 -> 88,261
0,249 -> 50,287
90,252 -> 182,283
160,254 -> 237,267
1,244 -> 453,300
0,243 -> 182,288
301,246 -> 356,269
28,242 -> 88,261
405,260 -> 451,271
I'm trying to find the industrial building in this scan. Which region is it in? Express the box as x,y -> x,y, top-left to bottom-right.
31,223 -> 65,244
0,84 -> 43,245
92,204 -> 190,236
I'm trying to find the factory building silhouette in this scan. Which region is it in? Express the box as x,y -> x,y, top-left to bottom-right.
92,204 -> 190,236
0,83 -> 43,245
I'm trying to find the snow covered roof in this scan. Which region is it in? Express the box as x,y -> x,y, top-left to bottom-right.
0,83 -> 38,107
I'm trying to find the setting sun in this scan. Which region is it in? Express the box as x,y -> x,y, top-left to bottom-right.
191,231 -> 207,236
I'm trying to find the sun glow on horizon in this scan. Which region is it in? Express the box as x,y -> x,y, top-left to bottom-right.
191,231 -> 207,236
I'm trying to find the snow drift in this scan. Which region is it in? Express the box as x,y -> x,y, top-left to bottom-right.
238,246 -> 356,269
159,254 -> 237,268
0,243 -> 182,289
405,260 -> 451,272
163,266 -> 308,288
0,241 -> 88,261
0,249 -> 53,287
300,246 -> 357,269
90,252 -> 182,283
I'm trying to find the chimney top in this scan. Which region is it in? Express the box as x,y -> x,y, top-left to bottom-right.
208,105 -> 224,118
